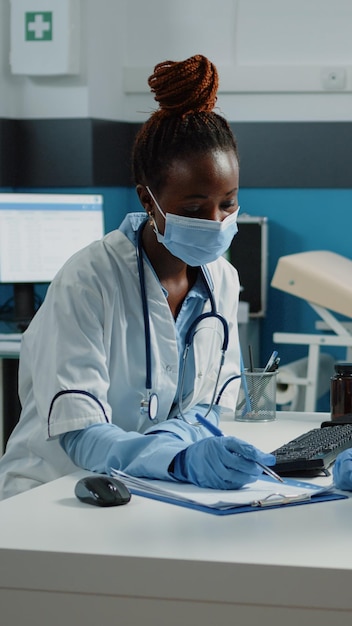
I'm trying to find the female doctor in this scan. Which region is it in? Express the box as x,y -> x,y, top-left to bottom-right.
0,55 -> 275,500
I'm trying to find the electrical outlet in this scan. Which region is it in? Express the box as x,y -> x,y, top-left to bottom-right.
321,67 -> 347,91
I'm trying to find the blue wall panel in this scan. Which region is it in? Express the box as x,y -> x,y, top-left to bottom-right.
238,188 -> 352,410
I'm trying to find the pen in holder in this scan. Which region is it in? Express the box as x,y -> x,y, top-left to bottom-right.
235,368 -> 277,422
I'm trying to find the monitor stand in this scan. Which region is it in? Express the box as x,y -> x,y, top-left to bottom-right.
13,283 -> 36,331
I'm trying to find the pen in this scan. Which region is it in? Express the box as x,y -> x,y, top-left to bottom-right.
262,350 -> 279,376
195,412 -> 284,483
268,356 -> 280,372
240,351 -> 252,414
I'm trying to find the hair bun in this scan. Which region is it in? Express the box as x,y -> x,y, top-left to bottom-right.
148,54 -> 219,117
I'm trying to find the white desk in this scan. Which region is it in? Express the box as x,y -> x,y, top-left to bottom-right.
1,411 -> 352,626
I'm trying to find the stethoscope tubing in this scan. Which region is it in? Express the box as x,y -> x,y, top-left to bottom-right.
136,220 -> 153,392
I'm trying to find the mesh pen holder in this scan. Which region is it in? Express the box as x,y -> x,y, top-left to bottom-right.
235,368 -> 277,422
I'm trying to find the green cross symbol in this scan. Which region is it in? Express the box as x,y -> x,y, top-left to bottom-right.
25,12 -> 53,41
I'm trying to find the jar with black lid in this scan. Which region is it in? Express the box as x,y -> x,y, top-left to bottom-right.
330,362 -> 352,420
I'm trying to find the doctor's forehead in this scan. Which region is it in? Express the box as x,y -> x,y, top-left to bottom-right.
161,150 -> 239,194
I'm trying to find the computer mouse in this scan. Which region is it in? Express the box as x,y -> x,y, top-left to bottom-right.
74,475 -> 131,507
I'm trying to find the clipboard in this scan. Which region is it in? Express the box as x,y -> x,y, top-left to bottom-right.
112,470 -> 348,516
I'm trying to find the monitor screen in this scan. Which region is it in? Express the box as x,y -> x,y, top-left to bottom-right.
0,192 -> 104,283
0,192 -> 104,326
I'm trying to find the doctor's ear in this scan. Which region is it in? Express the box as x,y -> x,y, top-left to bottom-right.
136,185 -> 154,213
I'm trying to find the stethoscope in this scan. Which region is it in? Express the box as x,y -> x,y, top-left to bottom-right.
136,219 -> 231,424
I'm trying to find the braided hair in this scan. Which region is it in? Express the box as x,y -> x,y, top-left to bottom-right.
132,54 -> 239,192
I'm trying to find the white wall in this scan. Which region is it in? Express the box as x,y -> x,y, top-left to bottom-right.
2,0 -> 352,122
0,0 -> 22,117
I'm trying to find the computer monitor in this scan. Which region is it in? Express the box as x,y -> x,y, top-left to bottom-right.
0,192 -> 104,327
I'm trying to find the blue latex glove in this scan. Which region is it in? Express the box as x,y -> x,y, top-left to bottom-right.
333,449 -> 352,490
169,436 -> 276,490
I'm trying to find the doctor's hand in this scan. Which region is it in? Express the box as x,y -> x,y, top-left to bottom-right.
333,449 -> 352,491
169,436 -> 276,490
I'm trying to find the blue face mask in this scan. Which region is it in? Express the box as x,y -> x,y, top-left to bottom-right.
146,186 -> 239,266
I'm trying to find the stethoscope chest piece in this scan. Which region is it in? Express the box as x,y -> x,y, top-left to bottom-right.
140,392 -> 159,421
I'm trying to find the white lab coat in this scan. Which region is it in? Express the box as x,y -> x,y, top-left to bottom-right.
0,217 -> 241,499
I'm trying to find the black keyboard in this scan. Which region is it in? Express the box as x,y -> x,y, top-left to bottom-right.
271,423 -> 352,476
